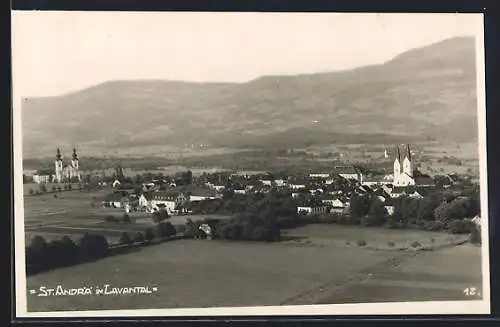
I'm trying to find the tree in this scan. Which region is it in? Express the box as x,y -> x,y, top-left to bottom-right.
349,193 -> 370,220
152,208 -> 169,224
77,233 -> 109,261
416,196 -> 440,221
133,232 -> 145,244
120,232 -> 133,246
122,213 -> 131,223
144,228 -> 155,242
28,189 -> 34,195
434,198 -> 470,224
39,184 -> 47,193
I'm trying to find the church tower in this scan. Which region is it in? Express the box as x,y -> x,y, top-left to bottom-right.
71,148 -> 81,182
393,146 -> 401,185
55,148 -> 63,183
402,144 -> 413,177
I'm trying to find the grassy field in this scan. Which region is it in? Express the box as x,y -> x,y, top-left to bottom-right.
283,224 -> 468,250
25,223 -> 482,312
23,189 -> 231,245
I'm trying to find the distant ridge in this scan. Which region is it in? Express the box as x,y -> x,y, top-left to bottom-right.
22,36 -> 477,157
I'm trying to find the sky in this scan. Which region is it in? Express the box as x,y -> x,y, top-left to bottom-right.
11,12 -> 482,98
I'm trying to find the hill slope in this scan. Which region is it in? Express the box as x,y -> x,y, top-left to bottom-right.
21,36 -> 478,157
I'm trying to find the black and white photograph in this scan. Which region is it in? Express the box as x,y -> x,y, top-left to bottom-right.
12,12 -> 490,317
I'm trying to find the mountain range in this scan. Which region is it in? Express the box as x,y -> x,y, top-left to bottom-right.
21,36 -> 478,158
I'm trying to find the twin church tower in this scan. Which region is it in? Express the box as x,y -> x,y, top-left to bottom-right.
54,147 -> 81,183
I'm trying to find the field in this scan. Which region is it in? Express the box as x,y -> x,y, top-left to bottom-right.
23,187 -> 230,245
25,223 -> 482,312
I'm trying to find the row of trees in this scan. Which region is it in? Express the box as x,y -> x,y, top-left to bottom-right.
182,217 -> 282,242
26,233 -> 109,273
344,189 -> 480,234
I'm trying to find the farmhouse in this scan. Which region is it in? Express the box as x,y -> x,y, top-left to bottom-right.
141,191 -> 188,214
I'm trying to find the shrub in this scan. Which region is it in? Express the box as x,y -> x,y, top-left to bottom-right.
133,232 -> 145,243
39,184 -> 47,193
175,224 -> 186,234
77,233 -> 109,261
424,221 -> 444,231
357,240 -> 367,247
241,222 -> 255,240
388,241 -> 395,248
448,219 -> 474,234
26,236 -> 48,267
164,222 -> 177,237
28,189 -> 34,195
144,228 -> 155,242
51,186 -> 57,193
250,226 -> 266,241
227,223 -> 243,240
411,241 -> 422,248
361,214 -> 387,227
120,232 -> 133,246
122,214 -> 131,223
469,226 -> 482,244
105,215 -> 118,223
53,194 -> 58,199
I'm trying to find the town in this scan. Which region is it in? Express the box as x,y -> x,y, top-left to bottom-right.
24,143 -> 481,262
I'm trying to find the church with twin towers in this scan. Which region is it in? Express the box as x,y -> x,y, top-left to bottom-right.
54,147 -> 81,183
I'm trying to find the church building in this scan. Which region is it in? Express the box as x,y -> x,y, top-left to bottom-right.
54,148 -> 81,183
393,144 -> 415,187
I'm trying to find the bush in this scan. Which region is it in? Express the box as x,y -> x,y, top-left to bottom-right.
144,228 -> 155,242
361,214 -> 387,227
388,241 -> 395,248
77,233 -> 109,261
241,222 -> 255,240
411,241 -> 422,248
29,189 -> 34,195
120,232 -> 133,246
424,220 -> 444,231
357,239 -> 367,247
105,215 -> 119,223
175,224 -> 186,234
447,219 -> 474,234
133,232 -> 145,243
469,226 -> 482,244
122,214 -> 131,223
26,236 -> 48,268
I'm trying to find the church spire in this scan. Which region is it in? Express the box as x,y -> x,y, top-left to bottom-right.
406,144 -> 412,161
56,148 -> 62,160
396,146 -> 401,162
72,148 -> 78,160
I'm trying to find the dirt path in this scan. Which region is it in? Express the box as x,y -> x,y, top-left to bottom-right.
279,251 -> 418,305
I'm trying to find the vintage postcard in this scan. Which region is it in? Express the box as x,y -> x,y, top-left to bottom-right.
12,12 -> 490,317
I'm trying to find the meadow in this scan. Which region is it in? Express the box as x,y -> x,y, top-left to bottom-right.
25,237 -> 481,312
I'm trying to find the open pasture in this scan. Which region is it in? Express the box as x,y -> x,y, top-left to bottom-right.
26,237 -> 482,312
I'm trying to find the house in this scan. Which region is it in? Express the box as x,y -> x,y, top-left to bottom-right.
390,186 -> 407,198
260,179 -> 273,186
188,188 -> 217,202
144,191 -> 188,214
322,198 -> 346,209
309,173 -> 331,179
233,189 -> 246,195
361,174 -> 392,186
112,179 -> 121,189
297,206 -> 329,215
102,192 -> 129,208
336,166 -> 363,182
385,206 -> 395,215
289,183 -> 307,190
274,179 -> 286,187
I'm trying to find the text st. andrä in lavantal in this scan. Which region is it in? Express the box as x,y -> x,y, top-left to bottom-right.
30,285 -> 159,296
